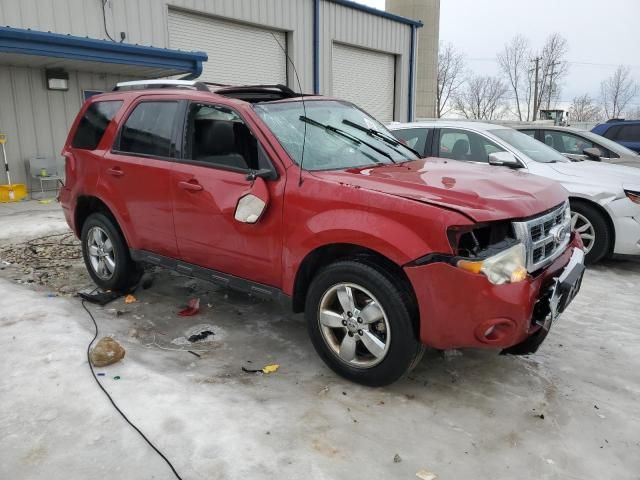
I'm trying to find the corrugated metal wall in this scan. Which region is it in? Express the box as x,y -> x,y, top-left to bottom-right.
0,0 -> 416,185
320,1 -> 411,121
0,68 -> 135,185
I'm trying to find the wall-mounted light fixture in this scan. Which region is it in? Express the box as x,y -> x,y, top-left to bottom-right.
45,69 -> 69,91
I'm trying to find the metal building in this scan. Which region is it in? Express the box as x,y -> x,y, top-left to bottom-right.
0,0 -> 436,187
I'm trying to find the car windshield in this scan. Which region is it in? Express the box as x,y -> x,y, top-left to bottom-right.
581,130 -> 639,156
254,100 -> 419,170
490,128 -> 568,163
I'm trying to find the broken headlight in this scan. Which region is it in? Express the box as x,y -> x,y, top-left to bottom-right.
448,222 -> 527,285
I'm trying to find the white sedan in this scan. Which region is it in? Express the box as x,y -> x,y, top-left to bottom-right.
389,120 -> 640,264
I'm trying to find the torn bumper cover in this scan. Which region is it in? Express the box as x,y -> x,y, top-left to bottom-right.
404,234 -> 584,354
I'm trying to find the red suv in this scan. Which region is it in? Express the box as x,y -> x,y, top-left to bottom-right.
60,80 -> 585,386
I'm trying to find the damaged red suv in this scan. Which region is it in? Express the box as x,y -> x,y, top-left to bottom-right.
60,80 -> 584,386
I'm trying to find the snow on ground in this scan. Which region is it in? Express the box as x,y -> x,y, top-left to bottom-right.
1,201 -> 639,479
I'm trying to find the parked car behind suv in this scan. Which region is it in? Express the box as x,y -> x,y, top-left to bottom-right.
515,125 -> 640,168
390,121 -> 640,264
592,119 -> 640,153
60,81 -> 584,386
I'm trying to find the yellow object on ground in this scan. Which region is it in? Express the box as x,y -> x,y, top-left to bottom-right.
262,364 -> 280,374
124,294 -> 137,304
0,184 -> 27,203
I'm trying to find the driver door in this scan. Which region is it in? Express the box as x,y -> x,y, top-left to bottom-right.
170,102 -> 285,287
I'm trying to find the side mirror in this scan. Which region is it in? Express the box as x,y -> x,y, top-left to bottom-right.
582,147 -> 602,161
235,177 -> 270,224
488,151 -> 521,168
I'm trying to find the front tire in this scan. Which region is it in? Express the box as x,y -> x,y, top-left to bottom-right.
81,212 -> 139,292
570,201 -> 611,264
305,260 -> 423,386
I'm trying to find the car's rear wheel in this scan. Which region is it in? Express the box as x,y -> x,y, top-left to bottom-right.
305,260 -> 423,386
81,212 -> 140,291
570,201 -> 611,264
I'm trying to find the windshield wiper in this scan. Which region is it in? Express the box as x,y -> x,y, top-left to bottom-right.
299,116 -> 395,163
342,119 -> 421,158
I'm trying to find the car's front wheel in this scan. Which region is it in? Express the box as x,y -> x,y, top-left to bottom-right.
81,212 -> 140,292
305,260 -> 423,386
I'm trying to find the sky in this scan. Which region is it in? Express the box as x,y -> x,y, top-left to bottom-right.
357,0 -> 640,110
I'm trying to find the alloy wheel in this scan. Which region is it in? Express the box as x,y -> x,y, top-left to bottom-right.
87,226 -> 116,280
571,211 -> 595,254
318,283 -> 391,368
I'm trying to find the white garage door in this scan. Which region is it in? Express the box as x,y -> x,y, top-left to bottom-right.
168,10 -> 287,86
332,43 -> 396,122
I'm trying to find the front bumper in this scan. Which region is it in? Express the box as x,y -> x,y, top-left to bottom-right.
607,197 -> 640,256
404,233 -> 584,352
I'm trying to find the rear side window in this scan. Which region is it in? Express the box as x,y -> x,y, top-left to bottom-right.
118,101 -> 179,157
616,124 -> 640,141
71,101 -> 122,150
392,128 -> 429,156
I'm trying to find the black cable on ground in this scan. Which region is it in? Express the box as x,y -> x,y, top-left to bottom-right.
81,299 -> 184,480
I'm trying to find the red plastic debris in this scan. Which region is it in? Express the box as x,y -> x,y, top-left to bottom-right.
178,297 -> 200,317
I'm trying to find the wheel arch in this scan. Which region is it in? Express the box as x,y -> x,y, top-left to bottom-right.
568,196 -> 616,255
75,195 -> 132,247
291,243 -> 420,335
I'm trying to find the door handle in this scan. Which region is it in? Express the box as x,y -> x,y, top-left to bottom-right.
107,167 -> 124,177
178,180 -> 203,192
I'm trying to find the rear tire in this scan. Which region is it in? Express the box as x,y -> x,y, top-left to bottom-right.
81,212 -> 140,292
570,201 -> 611,264
305,260 -> 423,386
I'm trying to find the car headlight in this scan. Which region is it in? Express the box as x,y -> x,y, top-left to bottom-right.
456,243 -> 528,285
625,189 -> 640,205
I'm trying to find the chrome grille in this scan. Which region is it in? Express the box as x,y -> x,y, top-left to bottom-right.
512,202 -> 571,272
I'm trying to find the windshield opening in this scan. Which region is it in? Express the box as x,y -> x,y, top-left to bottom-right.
254,100 -> 418,171
490,129 -> 568,163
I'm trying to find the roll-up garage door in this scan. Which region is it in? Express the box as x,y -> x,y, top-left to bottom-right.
332,43 -> 396,123
168,10 -> 287,86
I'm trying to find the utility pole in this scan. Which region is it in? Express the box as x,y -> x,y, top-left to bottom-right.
531,56 -> 541,121
546,61 -> 562,110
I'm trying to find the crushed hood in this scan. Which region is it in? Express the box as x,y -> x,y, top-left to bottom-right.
317,158 -> 568,223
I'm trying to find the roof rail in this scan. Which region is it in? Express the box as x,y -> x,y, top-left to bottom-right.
113,79 -> 210,92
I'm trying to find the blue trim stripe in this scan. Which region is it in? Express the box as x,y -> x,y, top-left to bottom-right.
408,25 -> 416,122
0,26 -> 207,76
313,0 -> 321,94
329,0 -> 423,27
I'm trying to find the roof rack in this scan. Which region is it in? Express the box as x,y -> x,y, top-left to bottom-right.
113,79 -> 210,92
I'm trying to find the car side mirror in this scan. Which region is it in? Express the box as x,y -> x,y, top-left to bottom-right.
235,176 -> 270,224
582,147 -> 602,161
488,152 -> 521,168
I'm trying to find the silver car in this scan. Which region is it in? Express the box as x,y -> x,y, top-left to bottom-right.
389,120 -> 640,264
515,125 -> 640,167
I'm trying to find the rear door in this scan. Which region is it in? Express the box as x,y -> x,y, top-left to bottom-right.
613,124 -> 640,153
170,102 -> 285,287
99,98 -> 181,257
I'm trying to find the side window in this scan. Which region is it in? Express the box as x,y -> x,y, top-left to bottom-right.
603,125 -> 621,140
438,130 -> 471,160
543,131 -> 593,154
392,128 -> 429,156
184,103 -> 262,171
438,129 -> 503,162
118,101 -> 179,157
71,101 -> 122,150
545,131 -> 593,154
616,125 -> 640,141
519,129 -> 536,138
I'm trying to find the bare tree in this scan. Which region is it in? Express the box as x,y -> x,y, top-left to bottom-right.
568,94 -> 602,122
534,33 -> 569,117
437,43 -> 466,118
626,105 -> 640,120
454,75 -> 509,120
497,35 -> 532,121
600,65 -> 638,119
